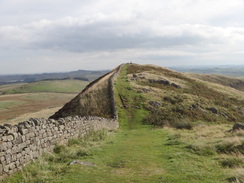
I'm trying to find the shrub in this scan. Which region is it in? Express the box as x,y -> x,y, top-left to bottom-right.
173,121 -> 193,130
216,137 -> 243,154
68,138 -> 80,146
220,157 -> 244,168
165,134 -> 183,146
186,144 -> 216,156
163,96 -> 177,104
84,129 -> 108,142
76,149 -> 90,157
227,168 -> 244,183
54,148 -> 91,163
53,145 -> 66,154
107,159 -> 127,168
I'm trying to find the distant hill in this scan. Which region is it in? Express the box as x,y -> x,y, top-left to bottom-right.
170,65 -> 244,78
0,80 -> 89,95
0,69 -> 109,85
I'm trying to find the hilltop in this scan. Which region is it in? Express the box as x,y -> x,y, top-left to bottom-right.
120,64 -> 244,126
50,63 -> 244,127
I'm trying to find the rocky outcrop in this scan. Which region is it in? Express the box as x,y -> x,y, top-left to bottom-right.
148,79 -> 181,88
206,107 -> 218,114
232,123 -> 244,131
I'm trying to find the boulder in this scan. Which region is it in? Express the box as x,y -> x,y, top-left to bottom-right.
149,101 -> 162,108
171,83 -> 181,89
206,107 -> 218,114
232,123 -> 244,131
149,79 -> 170,86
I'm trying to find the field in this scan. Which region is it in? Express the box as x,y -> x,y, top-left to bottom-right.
0,80 -> 88,124
0,80 -> 89,94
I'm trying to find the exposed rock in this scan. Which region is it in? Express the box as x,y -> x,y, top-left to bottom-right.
68,160 -> 97,167
232,123 -> 244,131
149,101 -> 162,108
139,88 -> 151,93
0,126 -> 7,135
134,106 -> 140,109
206,107 -> 218,114
236,108 -> 243,115
148,79 -> 181,89
149,79 -> 170,86
171,83 -> 181,89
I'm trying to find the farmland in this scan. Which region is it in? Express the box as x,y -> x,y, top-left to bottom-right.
0,80 -> 89,124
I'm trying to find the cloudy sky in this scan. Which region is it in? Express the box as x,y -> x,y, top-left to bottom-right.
1,0 -> 244,74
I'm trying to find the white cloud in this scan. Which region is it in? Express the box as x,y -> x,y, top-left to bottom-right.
1,0 -> 244,74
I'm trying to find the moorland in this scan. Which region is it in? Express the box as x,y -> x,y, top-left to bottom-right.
1,64 -> 244,183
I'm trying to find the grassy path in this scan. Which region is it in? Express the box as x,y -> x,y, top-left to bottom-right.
3,125 -> 230,183
47,126 -> 228,183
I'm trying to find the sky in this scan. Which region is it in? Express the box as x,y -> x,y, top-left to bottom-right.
1,0 -> 244,74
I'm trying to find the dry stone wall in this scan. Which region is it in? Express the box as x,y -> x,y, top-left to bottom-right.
108,64 -> 123,119
0,116 -> 119,181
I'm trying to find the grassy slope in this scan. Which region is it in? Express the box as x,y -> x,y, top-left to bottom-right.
125,64 -> 244,125
0,80 -> 88,123
5,64 -> 242,183
188,73 -> 244,92
0,93 -> 76,123
0,80 -> 89,94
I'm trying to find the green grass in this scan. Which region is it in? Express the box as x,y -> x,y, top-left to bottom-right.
1,80 -> 89,94
0,100 -> 25,112
4,126 -> 231,183
114,64 -> 148,129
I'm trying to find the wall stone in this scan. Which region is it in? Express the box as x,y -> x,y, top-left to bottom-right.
0,116 -> 119,181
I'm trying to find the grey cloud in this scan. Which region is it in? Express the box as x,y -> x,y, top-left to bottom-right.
30,22 -> 208,52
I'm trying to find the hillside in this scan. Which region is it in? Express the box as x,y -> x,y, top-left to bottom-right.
187,73 -> 244,92
3,63 -> 244,183
117,64 -> 244,126
49,63 -> 244,126
50,66 -> 121,119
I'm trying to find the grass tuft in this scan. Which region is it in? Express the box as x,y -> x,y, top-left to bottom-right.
186,143 -> 216,156
53,145 -> 66,154
220,157 -> 244,168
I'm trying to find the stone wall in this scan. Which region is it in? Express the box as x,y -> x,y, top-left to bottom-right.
108,64 -> 123,119
49,64 -> 122,120
0,116 -> 119,181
